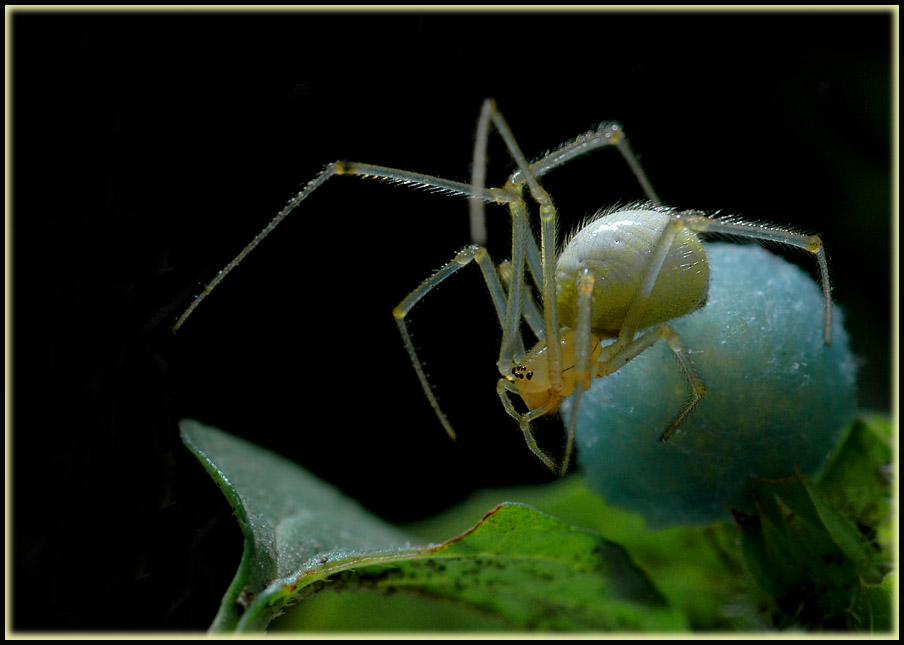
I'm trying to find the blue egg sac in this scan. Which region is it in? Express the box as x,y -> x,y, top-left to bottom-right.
565,242 -> 858,527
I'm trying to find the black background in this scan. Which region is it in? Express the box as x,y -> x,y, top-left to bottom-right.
11,9 -> 892,631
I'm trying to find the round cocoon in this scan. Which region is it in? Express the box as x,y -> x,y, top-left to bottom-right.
565,242 -> 858,527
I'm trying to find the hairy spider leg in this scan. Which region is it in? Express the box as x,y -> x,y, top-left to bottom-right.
496,378 -> 558,472
392,241 -> 563,472
392,244 -> 514,442
525,122 -> 661,206
674,211 -> 833,345
563,265 -> 597,475
498,259 -> 545,340
171,160 -> 514,332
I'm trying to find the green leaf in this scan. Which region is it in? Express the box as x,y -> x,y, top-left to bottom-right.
180,419 -> 411,632
181,420 -> 687,632
735,462 -> 892,631
402,477 -> 751,631
817,414 -> 893,554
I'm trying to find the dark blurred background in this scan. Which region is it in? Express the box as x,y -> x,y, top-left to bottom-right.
11,9 -> 892,631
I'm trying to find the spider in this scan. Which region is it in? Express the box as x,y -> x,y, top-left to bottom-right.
173,99 -> 832,476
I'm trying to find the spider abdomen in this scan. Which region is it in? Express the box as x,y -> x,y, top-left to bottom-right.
555,207 -> 710,336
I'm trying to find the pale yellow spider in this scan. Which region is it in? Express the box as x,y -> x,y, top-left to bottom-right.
174,99 -> 832,476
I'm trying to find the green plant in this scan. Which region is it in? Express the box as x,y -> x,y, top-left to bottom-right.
181,413 -> 892,633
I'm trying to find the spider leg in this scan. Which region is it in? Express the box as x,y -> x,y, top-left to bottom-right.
657,327 -> 706,442
497,379 -> 558,472
617,215 -> 685,344
393,245 -> 512,441
173,159 -> 514,331
495,198 -> 534,378
675,211 -> 832,345
561,265 -> 597,475
498,259 -> 545,342
593,323 -> 707,443
525,122 -> 661,205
